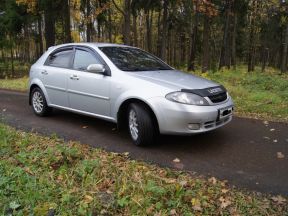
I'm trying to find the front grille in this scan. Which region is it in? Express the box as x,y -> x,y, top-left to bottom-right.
208,92 -> 227,103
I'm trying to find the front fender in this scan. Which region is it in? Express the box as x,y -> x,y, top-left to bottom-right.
111,89 -> 159,121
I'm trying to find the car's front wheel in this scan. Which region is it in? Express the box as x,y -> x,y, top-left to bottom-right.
31,87 -> 51,116
128,103 -> 158,146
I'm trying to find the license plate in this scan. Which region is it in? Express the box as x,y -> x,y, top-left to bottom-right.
218,106 -> 233,120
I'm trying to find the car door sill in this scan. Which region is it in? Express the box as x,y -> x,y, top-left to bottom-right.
49,104 -> 116,123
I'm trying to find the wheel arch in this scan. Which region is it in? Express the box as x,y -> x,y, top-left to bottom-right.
117,98 -> 159,132
29,80 -> 49,105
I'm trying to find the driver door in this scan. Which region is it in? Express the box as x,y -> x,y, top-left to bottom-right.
67,47 -> 111,117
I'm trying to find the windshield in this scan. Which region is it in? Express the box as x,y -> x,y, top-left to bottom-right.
99,47 -> 172,72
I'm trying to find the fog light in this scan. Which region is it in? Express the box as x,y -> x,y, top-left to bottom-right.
188,123 -> 200,130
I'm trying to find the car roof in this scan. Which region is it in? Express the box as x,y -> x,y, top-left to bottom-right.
48,42 -> 130,50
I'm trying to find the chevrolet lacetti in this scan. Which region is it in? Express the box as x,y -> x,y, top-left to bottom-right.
29,43 -> 234,146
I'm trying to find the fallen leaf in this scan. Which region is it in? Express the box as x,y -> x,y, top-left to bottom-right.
164,178 -> 177,184
191,198 -> 202,212
271,195 -> 286,204
179,180 -> 188,186
57,175 -> 63,181
221,188 -> 229,194
82,126 -> 88,129
106,189 -> 113,194
277,152 -> 285,159
221,180 -> 228,187
23,167 -> 34,175
208,177 -> 217,185
84,195 -> 93,204
123,152 -> 129,156
146,206 -> 154,214
219,196 -> 232,209
173,158 -> 180,163
170,209 -> 177,215
260,199 -> 270,209
100,209 -> 108,215
270,128 -> 275,132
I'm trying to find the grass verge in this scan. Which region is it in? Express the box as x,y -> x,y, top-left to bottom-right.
0,76 -> 28,92
0,123 -> 287,215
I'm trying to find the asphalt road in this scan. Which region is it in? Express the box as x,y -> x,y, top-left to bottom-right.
1,89 -> 288,195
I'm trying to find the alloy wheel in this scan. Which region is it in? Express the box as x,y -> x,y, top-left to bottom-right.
129,109 -> 139,141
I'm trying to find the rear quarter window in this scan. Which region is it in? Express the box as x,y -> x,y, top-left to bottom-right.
45,49 -> 74,68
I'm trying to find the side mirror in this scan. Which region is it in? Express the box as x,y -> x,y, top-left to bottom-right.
87,64 -> 105,74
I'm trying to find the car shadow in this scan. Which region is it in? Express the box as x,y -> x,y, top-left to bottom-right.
51,109 -> 227,154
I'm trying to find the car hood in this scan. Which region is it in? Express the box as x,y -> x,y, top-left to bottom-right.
128,70 -> 219,90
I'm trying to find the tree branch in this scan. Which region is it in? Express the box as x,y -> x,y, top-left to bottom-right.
111,0 -> 125,16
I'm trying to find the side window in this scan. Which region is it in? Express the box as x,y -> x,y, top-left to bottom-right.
73,49 -> 101,71
46,49 -> 73,68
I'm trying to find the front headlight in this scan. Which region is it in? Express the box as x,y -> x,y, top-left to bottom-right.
166,92 -> 209,106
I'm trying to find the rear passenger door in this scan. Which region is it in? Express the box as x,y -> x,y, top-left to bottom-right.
67,46 -> 111,117
43,47 -> 74,108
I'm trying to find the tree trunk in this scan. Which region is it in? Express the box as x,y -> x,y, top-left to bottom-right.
145,10 -> 152,52
248,0 -> 258,72
156,10 -> 161,56
202,16 -> 210,73
86,0 -> 92,42
160,0 -> 168,61
44,1 -> 55,48
180,33 -> 186,65
261,47 -> 269,72
231,13 -> 237,69
23,24 -> 30,63
188,1 -> 199,71
281,23 -> 288,73
132,14 -> 138,46
9,35 -> 14,78
247,23 -> 255,72
219,0 -> 232,70
123,0 -> 131,45
108,9 -> 112,43
37,15 -> 43,56
64,0 -> 72,43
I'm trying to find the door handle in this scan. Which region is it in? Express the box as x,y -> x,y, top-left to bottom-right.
70,75 -> 80,80
41,70 -> 48,75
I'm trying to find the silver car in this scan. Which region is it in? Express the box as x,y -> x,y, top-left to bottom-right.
29,43 -> 234,146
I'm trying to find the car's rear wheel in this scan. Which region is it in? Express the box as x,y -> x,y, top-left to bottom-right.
128,103 -> 157,146
31,87 -> 51,116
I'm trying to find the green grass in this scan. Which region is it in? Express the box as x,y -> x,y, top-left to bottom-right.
0,76 -> 28,91
0,123 -> 287,215
192,66 -> 288,122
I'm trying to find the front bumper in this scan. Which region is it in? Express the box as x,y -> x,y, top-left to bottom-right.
147,96 -> 234,135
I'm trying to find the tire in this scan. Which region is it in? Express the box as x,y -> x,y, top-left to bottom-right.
31,87 -> 52,116
127,103 -> 158,146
